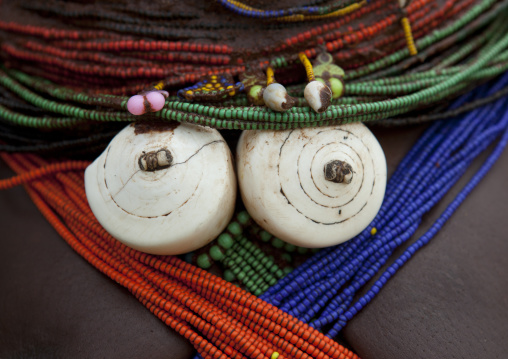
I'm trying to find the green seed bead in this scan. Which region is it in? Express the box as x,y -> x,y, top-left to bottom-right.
284,243 -> 296,253
281,253 -> 292,263
236,271 -> 246,281
209,245 -> 225,261
253,276 -> 266,287
283,267 -> 293,275
223,269 -> 236,282
259,230 -> 272,242
237,211 -> 250,225
217,233 -> 234,249
275,269 -> 285,278
271,237 -> 285,249
196,254 -> 212,269
227,221 -> 242,236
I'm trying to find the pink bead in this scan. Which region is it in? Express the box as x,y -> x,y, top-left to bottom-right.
127,95 -> 146,116
145,91 -> 166,112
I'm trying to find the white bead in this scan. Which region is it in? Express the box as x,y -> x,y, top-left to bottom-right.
236,123 -> 386,248
85,122 -> 236,255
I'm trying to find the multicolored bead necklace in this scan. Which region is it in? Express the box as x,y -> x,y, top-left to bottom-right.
2,0 -> 508,357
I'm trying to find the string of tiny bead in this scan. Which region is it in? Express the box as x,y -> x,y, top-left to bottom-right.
0,131 -> 118,154
329,3 -> 433,66
21,2 -> 197,23
0,94 -> 46,115
275,0 -> 476,73
0,19 -> 122,39
260,72 -> 508,336
1,43 -> 200,79
20,40 -> 231,67
215,0 -> 365,20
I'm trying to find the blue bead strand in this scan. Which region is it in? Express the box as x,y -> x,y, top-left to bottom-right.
313,100 -> 508,329
260,72 -> 508,336
327,111 -> 508,337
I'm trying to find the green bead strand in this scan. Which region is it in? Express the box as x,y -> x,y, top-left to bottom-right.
0,70 -> 132,123
0,104 -> 84,128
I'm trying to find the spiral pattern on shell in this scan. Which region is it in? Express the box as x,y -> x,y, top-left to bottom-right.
237,123 -> 386,248
85,122 -> 236,255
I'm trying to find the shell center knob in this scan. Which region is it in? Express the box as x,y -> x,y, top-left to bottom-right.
324,160 -> 353,184
138,148 -> 173,171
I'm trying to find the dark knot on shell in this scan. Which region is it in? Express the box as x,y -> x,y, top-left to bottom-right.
138,148 -> 173,171
324,160 -> 353,184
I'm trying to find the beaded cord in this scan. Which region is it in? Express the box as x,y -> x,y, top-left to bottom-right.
400,16 -> 418,56
0,160 -> 89,189
260,72 -> 508,336
216,0 -> 366,21
298,53 -> 316,82
21,2 -> 196,24
398,1 -> 418,56
374,84 -> 508,126
265,67 -> 276,86
177,74 -> 244,102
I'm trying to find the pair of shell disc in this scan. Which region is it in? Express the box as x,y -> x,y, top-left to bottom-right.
85,121 -> 386,254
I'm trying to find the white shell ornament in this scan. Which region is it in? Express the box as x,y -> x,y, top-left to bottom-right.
236,123 -> 386,248
262,83 -> 296,112
85,122 -> 236,255
304,80 -> 332,113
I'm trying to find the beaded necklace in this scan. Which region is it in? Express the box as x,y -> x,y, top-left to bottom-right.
1,0 -> 508,357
